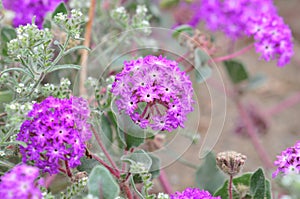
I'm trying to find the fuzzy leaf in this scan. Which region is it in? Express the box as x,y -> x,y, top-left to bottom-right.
63,45 -> 90,56
1,26 -> 17,42
121,149 -> 152,172
223,60 -> 249,84
0,67 -> 34,78
250,168 -> 266,199
88,165 -> 120,198
194,49 -> 211,83
196,152 -> 226,194
46,64 -> 81,73
214,173 -> 252,199
52,2 -> 68,19
172,25 -> 193,39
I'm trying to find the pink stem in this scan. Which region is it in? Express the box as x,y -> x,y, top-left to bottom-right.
211,43 -> 254,63
176,52 -> 190,63
229,175 -> 233,199
158,169 -> 172,195
91,127 -> 120,176
266,92 -> 300,116
90,153 -> 120,178
64,160 -> 73,178
237,101 -> 273,169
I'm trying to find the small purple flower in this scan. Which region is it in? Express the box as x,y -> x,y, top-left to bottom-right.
273,141 -> 300,178
170,187 -> 221,199
0,164 -> 42,199
17,96 -> 92,174
3,0 -> 68,28
111,55 -> 194,132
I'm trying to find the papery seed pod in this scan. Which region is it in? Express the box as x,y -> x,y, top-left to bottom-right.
216,151 -> 247,176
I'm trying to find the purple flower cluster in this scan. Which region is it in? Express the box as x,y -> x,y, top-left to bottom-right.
246,14 -> 294,67
170,187 -> 221,199
0,164 -> 42,199
111,55 -> 194,132
17,96 -> 92,174
273,141 -> 300,178
3,0 -> 67,28
198,0 -> 276,40
177,0 -> 293,66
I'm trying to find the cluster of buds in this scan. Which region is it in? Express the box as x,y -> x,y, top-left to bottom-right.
41,78 -> 72,98
216,151 -> 247,176
53,9 -> 85,39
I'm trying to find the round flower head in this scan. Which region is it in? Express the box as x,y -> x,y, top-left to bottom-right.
0,164 -> 42,199
111,55 -> 194,132
17,96 -> 92,174
170,187 -> 221,199
3,0 -> 68,28
273,141 -> 300,178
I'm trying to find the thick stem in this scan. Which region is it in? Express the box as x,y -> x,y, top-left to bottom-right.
79,0 -> 96,96
237,100 -> 273,169
211,43 -> 254,63
90,153 -> 120,178
158,169 -> 172,195
64,160 -> 73,178
91,127 -> 120,176
228,175 -> 233,199
122,183 -> 133,199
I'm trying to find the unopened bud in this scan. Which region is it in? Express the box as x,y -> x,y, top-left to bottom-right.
216,151 -> 246,176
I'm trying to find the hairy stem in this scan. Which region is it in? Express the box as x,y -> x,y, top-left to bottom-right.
91,127 -> 120,177
211,43 -> 254,63
229,175 -> 233,199
79,0 -> 96,96
64,160 -> 73,178
90,153 -> 120,178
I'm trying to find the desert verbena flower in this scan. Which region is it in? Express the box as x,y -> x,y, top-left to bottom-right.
111,55 -> 194,132
170,187 -> 221,199
179,0 -> 293,66
0,164 -> 42,199
3,0 -> 68,28
273,141 -> 300,178
17,96 -> 92,174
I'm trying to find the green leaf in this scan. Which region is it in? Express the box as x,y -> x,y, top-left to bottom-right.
51,2 -> 68,19
0,90 -> 13,104
124,132 -> 144,150
121,149 -> 152,172
77,157 -> 98,174
172,25 -> 193,39
148,154 -> 161,178
43,19 -> 52,30
101,115 -> 113,149
63,45 -> 90,56
1,27 -> 17,43
46,64 -> 81,73
194,49 -> 212,83
250,168 -> 266,199
88,165 -> 120,199
195,65 -> 212,83
245,73 -> 266,90
214,173 -> 252,199
223,60 -> 249,84
0,67 -> 34,78
265,179 -> 272,199
196,152 -> 226,194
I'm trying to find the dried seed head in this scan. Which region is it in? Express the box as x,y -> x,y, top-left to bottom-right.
216,151 -> 247,176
